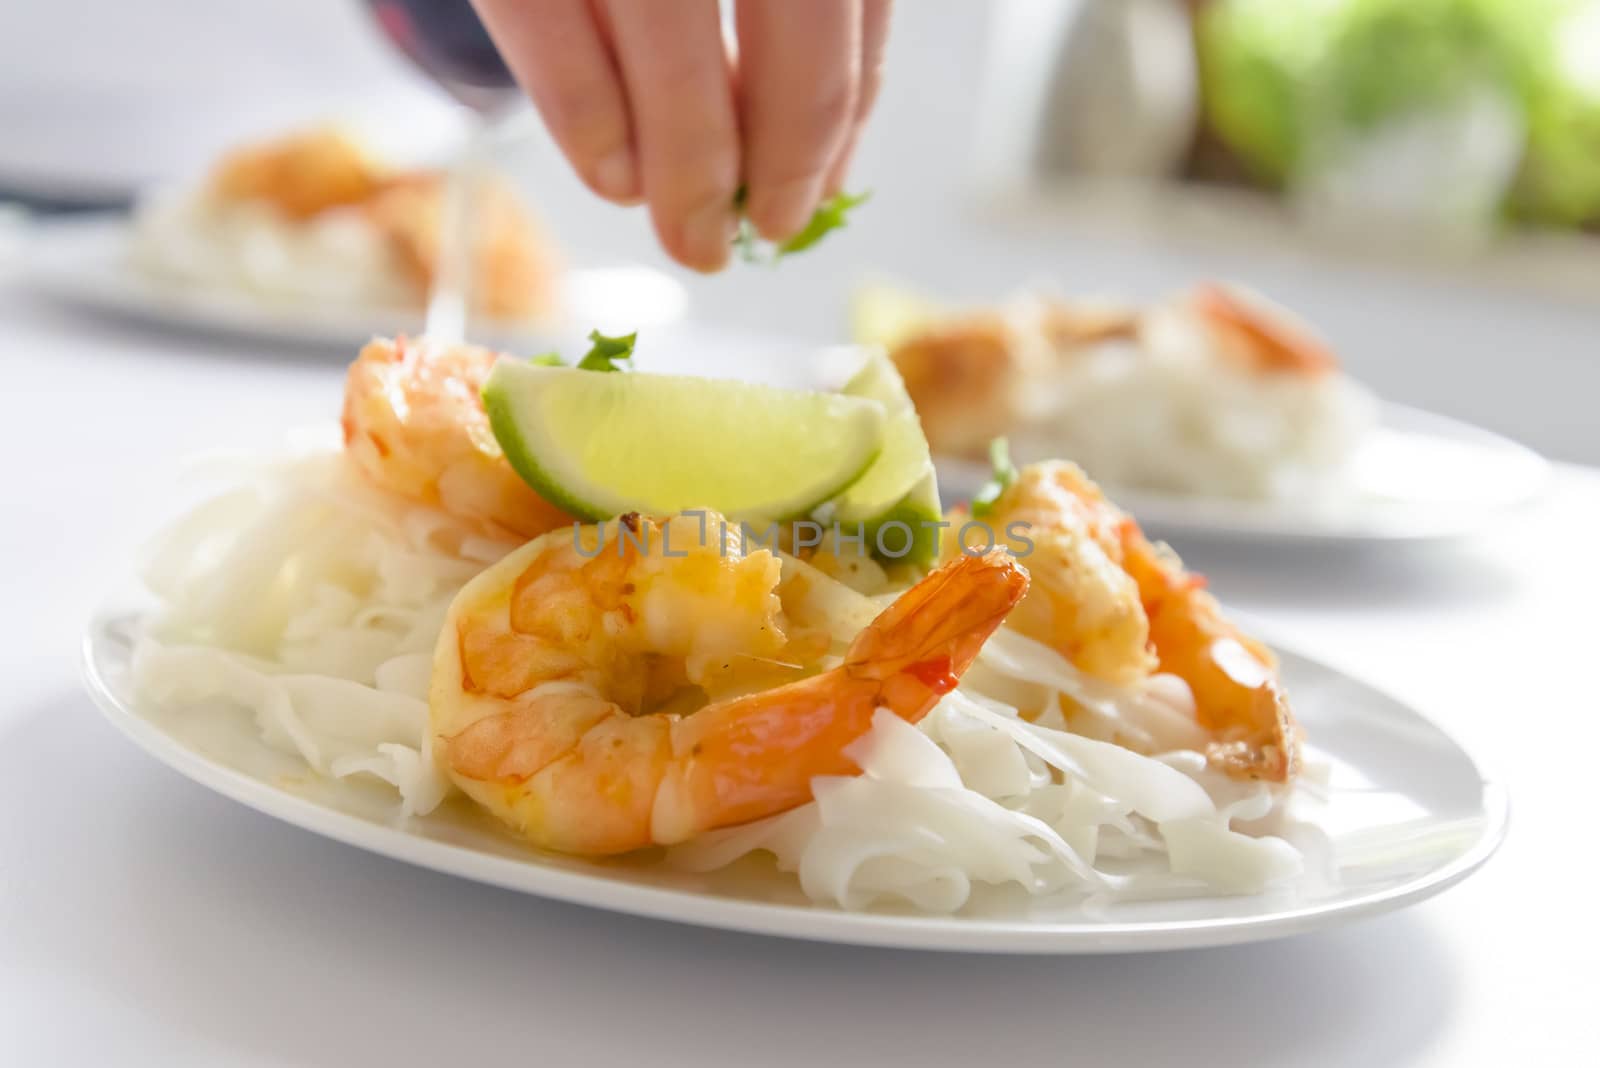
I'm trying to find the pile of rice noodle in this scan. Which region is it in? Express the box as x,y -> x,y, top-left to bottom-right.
130,190 -> 416,309
136,440 -> 1303,914
135,439 -> 513,816
1005,295 -> 1377,504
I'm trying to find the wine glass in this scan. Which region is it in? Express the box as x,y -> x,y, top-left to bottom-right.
363,0 -> 521,342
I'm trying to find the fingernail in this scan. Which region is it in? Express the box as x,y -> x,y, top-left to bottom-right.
682,200 -> 736,272
592,148 -> 639,202
750,176 -> 824,242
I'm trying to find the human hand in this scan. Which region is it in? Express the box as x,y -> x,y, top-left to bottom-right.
471,0 -> 892,272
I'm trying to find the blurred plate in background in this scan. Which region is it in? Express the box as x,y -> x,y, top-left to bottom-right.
21,216 -> 687,355
937,403 -> 1550,547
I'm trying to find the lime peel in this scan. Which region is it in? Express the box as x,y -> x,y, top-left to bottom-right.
825,348 -> 943,566
484,360 -> 887,522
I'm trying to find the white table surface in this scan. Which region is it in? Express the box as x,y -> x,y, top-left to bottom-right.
0,276 -> 1595,1067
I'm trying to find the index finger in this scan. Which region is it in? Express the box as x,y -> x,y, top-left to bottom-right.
472,0 -> 640,203
602,0 -> 742,272
736,0 -> 860,241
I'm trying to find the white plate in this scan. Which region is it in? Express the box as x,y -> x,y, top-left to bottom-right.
936,403 -> 1550,547
22,216 -> 689,354
83,613 -> 1506,954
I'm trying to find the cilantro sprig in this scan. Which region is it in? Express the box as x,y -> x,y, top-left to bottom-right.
970,438 -> 1018,519
524,330 -> 638,372
731,187 -> 870,265
576,330 -> 637,372
778,190 -> 871,257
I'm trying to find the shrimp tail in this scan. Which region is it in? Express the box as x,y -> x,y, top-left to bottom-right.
1121,525 -> 1302,783
1209,685 -> 1302,782
653,549 -> 1030,845
845,549 -> 1030,690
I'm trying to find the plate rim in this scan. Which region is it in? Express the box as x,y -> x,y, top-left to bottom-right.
80,615 -> 1510,955
935,400 -> 1551,547
21,214 -> 689,354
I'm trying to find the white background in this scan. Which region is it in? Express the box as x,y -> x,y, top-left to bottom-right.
3,1 -> 1598,1065
4,0 -> 1599,464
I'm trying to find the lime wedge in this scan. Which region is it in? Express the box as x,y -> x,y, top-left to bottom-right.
830,349 -> 934,521
484,360 -> 886,521
828,349 -> 942,566
862,469 -> 943,566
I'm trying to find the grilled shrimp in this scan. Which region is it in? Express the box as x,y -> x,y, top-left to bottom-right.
360,171 -> 559,322
977,461 -> 1300,782
888,283 -> 1337,462
430,511 -> 1029,855
208,128 -> 385,220
886,298 -> 1139,459
340,337 -> 571,540
208,129 -> 555,319
1118,533 -> 1300,782
969,463 -> 1155,686
888,314 -> 1045,458
1178,283 -> 1337,378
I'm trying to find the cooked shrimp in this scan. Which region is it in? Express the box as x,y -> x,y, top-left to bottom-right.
1118,532 -> 1300,782
889,298 -> 1140,460
362,172 -> 559,321
977,460 -> 1300,782
889,314 -> 1024,457
965,462 -> 1154,686
341,337 -> 571,541
208,128 -> 385,220
888,313 -> 1050,457
207,130 -> 555,319
1040,299 -> 1141,351
887,284 -> 1339,464
1184,283 -> 1338,378
430,512 -> 1029,855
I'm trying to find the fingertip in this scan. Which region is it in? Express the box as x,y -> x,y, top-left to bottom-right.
588,147 -> 642,204
661,199 -> 737,272
746,175 -> 825,243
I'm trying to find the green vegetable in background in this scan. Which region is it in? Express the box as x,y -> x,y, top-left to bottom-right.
1511,1 -> 1600,225
1321,0 -> 1521,132
1197,0 -> 1339,183
1201,0 -> 1524,180
1198,0 -> 1600,226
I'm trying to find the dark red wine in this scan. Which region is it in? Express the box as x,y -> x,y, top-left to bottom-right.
365,0 -> 518,110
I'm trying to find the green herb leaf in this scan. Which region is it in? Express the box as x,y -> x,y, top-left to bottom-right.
731,185 -> 761,263
776,190 -> 871,259
970,438 -> 1018,519
732,217 -> 761,263
576,330 -> 638,372
727,187 -> 871,264
528,353 -> 565,367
